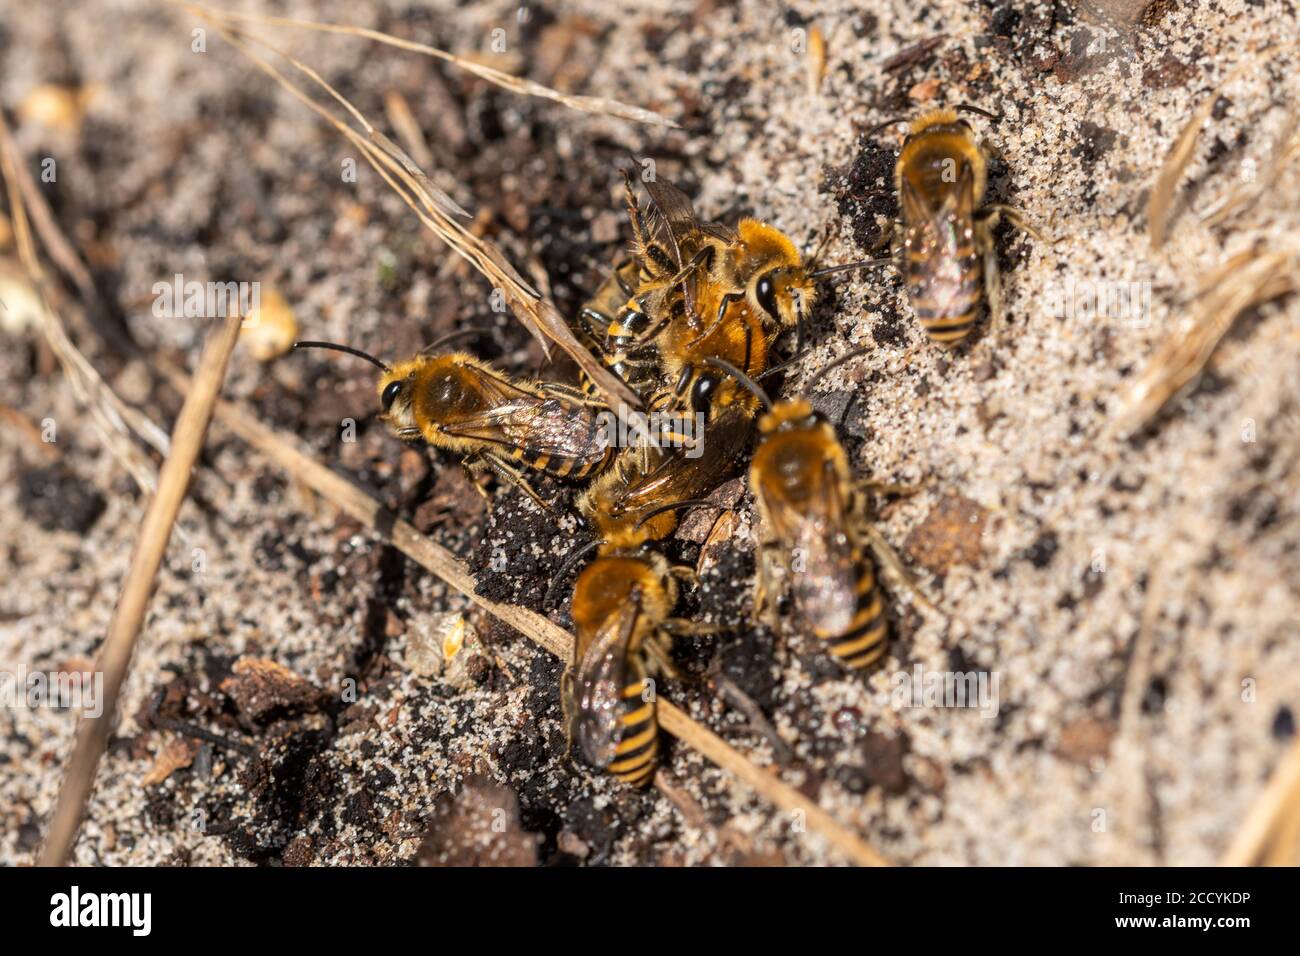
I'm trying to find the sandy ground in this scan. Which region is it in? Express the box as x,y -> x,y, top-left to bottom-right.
2,0 -> 1299,866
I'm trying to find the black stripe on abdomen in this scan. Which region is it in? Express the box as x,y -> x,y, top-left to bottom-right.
819,559 -> 889,671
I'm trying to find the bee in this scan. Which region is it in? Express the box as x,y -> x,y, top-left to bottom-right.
707,357 -> 935,671
561,550 -> 683,787
293,341 -> 614,508
881,106 -> 1035,346
596,167 -> 871,401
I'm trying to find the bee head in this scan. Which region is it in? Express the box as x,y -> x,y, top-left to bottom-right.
376,358 -> 424,441
736,220 -> 816,332
758,398 -> 817,436
377,352 -> 489,443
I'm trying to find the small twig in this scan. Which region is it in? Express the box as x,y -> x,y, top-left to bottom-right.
0,110 -> 133,354
164,362 -> 890,867
166,0 -> 678,128
37,314 -> 243,866
714,673 -> 795,766
0,111 -> 168,494
1147,41 -> 1299,249
1223,736 -> 1300,866
150,714 -> 256,758
1110,248 -> 1296,438
1107,564 -> 1167,864
882,35 -> 945,73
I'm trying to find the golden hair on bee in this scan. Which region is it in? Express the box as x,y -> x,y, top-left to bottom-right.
897,108 -> 988,215
711,219 -> 816,335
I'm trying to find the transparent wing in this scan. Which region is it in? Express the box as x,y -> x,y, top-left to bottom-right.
572,598 -> 639,769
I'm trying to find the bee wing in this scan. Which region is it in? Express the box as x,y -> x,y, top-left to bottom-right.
436,401 -> 542,447
439,398 -> 606,461
639,174 -> 736,323
571,593 -> 640,769
783,458 -> 862,632
764,449 -> 845,543
419,366 -> 545,448
615,406 -> 754,520
640,176 -> 703,268
901,162 -> 974,230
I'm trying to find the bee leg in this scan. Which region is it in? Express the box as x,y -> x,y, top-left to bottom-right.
668,564 -> 699,585
559,668 -> 576,760
613,259 -> 637,297
754,541 -> 785,628
861,524 -> 942,620
685,293 -> 741,347
712,673 -> 794,766
579,305 -> 616,345
663,617 -> 724,638
623,175 -> 677,279
979,204 -> 1043,242
622,168 -> 649,243
868,219 -> 897,257
478,452 -> 557,513
857,478 -> 924,499
640,631 -> 680,681
975,217 -> 1006,340
460,455 -> 497,518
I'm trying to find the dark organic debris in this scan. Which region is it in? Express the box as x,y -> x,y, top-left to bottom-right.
19,464 -> 106,534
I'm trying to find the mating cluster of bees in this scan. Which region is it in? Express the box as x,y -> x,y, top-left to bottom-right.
296,107 -> 1031,787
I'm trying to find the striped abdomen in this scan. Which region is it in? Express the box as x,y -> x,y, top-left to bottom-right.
807,552 -> 889,670
902,220 -> 983,347
510,441 -> 614,481
606,664 -> 658,786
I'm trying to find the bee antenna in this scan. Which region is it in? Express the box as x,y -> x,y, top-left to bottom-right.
420,328 -> 485,355
705,356 -> 773,412
863,116 -> 908,139
292,340 -> 392,373
544,538 -> 604,612
804,228 -> 835,273
633,498 -> 720,530
809,257 -> 894,280
756,352 -> 807,382
806,345 -> 873,391
955,103 -> 1001,122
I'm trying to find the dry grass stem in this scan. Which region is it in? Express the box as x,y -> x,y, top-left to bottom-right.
1111,247 -> 1297,437
188,11 -> 639,409
38,313 -> 243,865
1146,41 -> 1299,249
172,1 -> 678,128
1223,736 -> 1300,865
0,111 -> 166,495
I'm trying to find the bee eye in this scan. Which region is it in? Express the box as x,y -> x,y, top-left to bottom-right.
674,365 -> 694,397
756,273 -> 780,321
381,381 -> 403,412
690,374 -> 718,413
